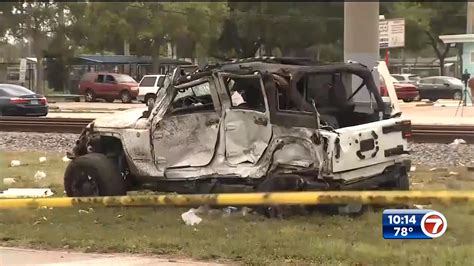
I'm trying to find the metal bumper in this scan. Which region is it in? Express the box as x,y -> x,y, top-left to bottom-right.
340,162 -> 407,190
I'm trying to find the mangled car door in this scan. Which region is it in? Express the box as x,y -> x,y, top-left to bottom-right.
152,79 -> 221,170
219,73 -> 272,165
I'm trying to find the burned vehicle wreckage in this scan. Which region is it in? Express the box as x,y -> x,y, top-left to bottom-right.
65,57 -> 411,201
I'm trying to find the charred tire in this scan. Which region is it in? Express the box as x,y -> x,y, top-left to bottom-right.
64,153 -> 126,197
255,174 -> 308,218
84,89 -> 96,102
120,90 -> 132,103
380,168 -> 409,190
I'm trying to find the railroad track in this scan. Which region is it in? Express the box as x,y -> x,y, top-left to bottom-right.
0,117 -> 92,134
0,117 -> 473,143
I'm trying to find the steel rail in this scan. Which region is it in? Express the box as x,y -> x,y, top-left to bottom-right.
0,117 -> 473,143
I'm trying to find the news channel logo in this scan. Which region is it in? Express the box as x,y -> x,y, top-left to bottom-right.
382,209 -> 447,239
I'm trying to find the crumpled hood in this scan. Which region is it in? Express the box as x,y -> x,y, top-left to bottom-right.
93,107 -> 148,129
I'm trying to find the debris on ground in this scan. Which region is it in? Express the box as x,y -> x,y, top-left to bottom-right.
0,188 -> 54,198
241,207 -> 252,216
34,171 -> 47,181
429,167 -> 448,172
448,171 -> 460,177
33,216 -> 48,226
181,209 -> 202,226
449,139 -> 467,147
39,157 -> 47,163
223,206 -> 239,215
2,178 -> 17,185
78,209 -> 90,214
10,160 -> 21,167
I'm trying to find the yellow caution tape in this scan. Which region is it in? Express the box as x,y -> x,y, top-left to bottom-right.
0,190 -> 473,209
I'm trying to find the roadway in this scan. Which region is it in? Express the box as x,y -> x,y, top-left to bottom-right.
46,100 -> 474,126
0,247 -> 223,266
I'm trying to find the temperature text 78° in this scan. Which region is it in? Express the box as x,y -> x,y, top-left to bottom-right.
394,227 -> 414,236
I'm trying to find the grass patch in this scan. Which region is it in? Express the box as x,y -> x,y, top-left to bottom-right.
0,151 -> 473,264
0,151 -> 67,194
0,205 -> 473,265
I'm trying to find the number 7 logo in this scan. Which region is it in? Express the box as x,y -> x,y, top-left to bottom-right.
421,211 -> 448,238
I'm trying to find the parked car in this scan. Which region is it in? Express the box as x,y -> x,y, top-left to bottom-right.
64,59 -> 411,217
416,76 -> 464,101
0,84 -> 48,116
78,72 -> 139,103
137,74 -> 166,106
391,74 -> 421,85
380,76 -> 420,102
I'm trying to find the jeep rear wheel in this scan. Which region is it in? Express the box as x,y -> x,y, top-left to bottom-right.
380,169 -> 409,190
64,153 -> 126,197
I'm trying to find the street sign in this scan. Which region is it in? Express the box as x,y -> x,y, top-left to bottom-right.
19,58 -> 27,83
379,18 -> 405,49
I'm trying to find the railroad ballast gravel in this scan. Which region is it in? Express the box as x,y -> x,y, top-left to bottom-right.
0,132 -> 473,167
0,132 -> 78,153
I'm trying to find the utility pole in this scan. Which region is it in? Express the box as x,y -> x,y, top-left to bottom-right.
344,2 -> 380,111
465,1 -> 474,105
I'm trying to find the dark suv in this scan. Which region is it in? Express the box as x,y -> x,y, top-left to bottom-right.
79,72 -> 139,103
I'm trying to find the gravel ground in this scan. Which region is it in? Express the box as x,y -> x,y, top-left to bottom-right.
0,132 -> 78,154
0,132 -> 473,167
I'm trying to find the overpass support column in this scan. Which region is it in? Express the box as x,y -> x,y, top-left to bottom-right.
344,2 -> 380,110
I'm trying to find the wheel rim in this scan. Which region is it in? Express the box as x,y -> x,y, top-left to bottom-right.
71,170 -> 99,197
122,92 -> 130,102
85,92 -> 93,101
454,92 -> 462,100
146,97 -> 155,106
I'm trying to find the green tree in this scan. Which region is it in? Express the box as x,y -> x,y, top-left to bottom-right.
77,2 -> 228,72
385,1 -> 466,75
216,2 -> 343,60
0,2 -> 62,94
44,2 -> 87,92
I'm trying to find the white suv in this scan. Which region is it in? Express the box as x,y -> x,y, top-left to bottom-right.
137,74 -> 166,106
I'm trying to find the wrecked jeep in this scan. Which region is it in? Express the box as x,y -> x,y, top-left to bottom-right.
65,58 -> 411,200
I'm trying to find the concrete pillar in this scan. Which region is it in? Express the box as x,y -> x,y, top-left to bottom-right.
344,2 -> 380,111
123,40 -> 130,74
467,2 -> 474,34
